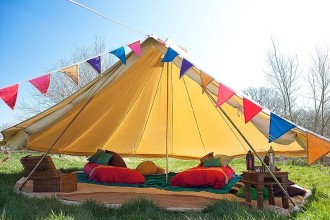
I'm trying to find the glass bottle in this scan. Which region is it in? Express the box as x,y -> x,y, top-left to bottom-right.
268,146 -> 275,171
246,150 -> 254,171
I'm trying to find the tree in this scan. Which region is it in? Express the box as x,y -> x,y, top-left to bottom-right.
243,86 -> 283,115
17,37 -> 114,120
265,39 -> 300,122
306,48 -> 330,137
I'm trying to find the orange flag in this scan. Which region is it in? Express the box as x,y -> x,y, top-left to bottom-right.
200,71 -> 214,93
60,64 -> 79,85
307,132 -> 330,165
216,84 -> 235,107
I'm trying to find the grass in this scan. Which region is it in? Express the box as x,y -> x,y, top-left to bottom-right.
0,152 -> 329,220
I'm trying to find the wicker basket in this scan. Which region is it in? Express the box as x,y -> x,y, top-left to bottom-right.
33,172 -> 77,192
20,155 -> 60,179
20,155 -> 77,192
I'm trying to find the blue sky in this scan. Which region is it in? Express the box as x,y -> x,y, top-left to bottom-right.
1,0 -> 330,125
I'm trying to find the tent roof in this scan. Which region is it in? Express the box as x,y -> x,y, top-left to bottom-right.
1,36 -> 329,162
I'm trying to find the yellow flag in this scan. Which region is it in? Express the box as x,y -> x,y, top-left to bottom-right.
60,65 -> 79,85
200,71 -> 214,93
307,132 -> 330,165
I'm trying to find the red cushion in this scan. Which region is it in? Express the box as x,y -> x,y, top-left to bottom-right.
89,165 -> 145,184
83,162 -> 99,175
171,165 -> 235,189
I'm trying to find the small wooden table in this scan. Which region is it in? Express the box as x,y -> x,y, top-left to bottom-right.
241,171 -> 290,209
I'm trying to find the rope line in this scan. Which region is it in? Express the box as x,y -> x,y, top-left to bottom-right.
182,77 -> 207,154
67,0 -> 147,37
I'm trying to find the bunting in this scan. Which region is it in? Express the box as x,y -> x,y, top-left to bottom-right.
29,74 -> 51,96
162,47 -> 179,62
110,46 -> 126,64
307,132 -> 330,165
128,41 -> 142,56
60,64 -> 79,85
269,113 -> 296,143
87,56 -> 101,74
200,71 -> 214,93
0,84 -> 19,110
243,97 -> 262,123
216,84 -> 235,107
180,59 -> 193,78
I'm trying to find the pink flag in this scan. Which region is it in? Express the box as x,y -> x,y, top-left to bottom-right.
0,84 -> 19,110
29,74 -> 51,96
128,40 -> 142,56
243,97 -> 262,123
216,84 -> 235,107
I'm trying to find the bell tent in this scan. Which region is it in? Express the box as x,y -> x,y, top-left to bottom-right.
1,36 -> 329,165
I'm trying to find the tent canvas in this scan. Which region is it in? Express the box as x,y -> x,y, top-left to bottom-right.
1,36 -> 330,164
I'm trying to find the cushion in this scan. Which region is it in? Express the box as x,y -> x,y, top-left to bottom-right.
95,152 -> 112,165
236,186 -> 269,200
171,165 -> 235,189
214,154 -> 232,166
228,180 -> 245,194
203,157 -> 220,167
200,152 -> 214,163
105,150 -> 127,167
89,165 -> 145,184
87,149 -> 104,163
136,161 -> 157,175
83,162 -> 99,176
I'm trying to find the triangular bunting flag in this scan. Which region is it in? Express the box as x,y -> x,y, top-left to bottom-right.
0,84 -> 19,110
243,97 -> 262,123
110,46 -> 126,65
128,41 -> 142,56
269,113 -> 296,143
162,47 -> 179,62
216,84 -> 235,107
307,132 -> 330,165
60,64 -> 79,85
200,71 -> 214,93
157,38 -> 166,46
87,56 -> 101,74
29,74 -> 50,96
180,59 -> 193,78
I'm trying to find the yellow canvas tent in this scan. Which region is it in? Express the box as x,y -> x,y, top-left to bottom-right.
1,36 -> 329,165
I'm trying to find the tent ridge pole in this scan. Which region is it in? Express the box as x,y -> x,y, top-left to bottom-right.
204,90 -> 296,207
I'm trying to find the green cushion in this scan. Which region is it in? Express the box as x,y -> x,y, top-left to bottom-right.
88,149 -> 104,163
236,186 -> 269,200
203,157 -> 220,167
95,152 -> 113,165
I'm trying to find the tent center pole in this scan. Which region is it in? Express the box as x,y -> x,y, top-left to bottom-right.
205,90 -> 296,207
165,62 -> 170,183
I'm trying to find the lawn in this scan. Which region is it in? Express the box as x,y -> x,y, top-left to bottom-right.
0,152 -> 329,220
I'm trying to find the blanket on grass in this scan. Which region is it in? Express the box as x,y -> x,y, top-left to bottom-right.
77,172 -> 242,194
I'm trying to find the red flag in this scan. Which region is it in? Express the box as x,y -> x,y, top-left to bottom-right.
29,74 -> 50,95
216,84 -> 235,107
243,97 -> 262,123
0,84 -> 19,110
128,40 -> 142,56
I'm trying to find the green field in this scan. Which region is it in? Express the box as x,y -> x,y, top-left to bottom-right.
0,152 -> 329,220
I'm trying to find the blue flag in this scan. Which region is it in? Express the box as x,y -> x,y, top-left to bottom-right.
162,47 -> 179,62
110,46 -> 126,65
269,113 -> 296,143
180,59 -> 194,78
87,56 -> 101,74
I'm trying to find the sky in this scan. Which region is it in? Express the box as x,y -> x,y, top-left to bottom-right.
1,0 -> 330,125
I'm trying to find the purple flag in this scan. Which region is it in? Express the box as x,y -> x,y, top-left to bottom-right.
87,56 -> 101,74
110,46 -> 126,64
180,58 -> 193,78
